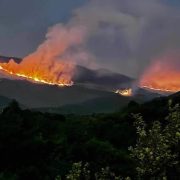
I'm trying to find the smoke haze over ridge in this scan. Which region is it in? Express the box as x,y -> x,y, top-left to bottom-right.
0,0 -> 180,77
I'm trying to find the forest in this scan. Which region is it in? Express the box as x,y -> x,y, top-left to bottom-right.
0,95 -> 179,180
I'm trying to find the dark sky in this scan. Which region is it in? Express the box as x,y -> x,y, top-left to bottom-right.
0,0 -> 87,57
0,0 -> 180,77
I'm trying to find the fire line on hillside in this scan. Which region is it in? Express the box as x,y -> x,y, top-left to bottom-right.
139,52 -> 180,93
0,60 -> 74,87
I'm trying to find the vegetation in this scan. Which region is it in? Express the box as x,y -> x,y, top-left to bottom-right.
0,98 -> 179,179
129,103 -> 180,179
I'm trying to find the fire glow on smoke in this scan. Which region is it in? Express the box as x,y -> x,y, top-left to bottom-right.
140,52 -> 180,93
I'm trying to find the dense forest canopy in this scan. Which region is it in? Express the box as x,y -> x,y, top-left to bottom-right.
0,96 -> 179,179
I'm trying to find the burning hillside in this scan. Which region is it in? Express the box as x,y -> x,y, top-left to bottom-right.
0,24 -> 87,87
0,59 -> 74,86
140,52 -> 180,93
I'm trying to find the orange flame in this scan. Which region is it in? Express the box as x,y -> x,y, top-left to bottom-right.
115,88 -> 133,96
140,52 -> 180,93
0,59 -> 74,86
0,24 -> 88,87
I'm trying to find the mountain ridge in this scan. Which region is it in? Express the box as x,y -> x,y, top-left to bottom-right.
0,55 -> 162,112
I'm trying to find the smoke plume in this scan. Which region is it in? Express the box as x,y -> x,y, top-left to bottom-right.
1,0 -> 180,80
63,0 -> 180,77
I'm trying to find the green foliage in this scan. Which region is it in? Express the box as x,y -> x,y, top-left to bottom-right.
129,103 -> 180,179
0,101 -> 135,179
95,167 -> 121,180
65,162 -> 90,180
65,162 -> 123,180
0,173 -> 17,180
0,98 -> 179,179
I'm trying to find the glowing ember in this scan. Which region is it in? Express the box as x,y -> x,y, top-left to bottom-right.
140,52 -> 180,93
115,88 -> 133,97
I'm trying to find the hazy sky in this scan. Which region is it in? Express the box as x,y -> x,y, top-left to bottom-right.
0,0 -> 180,77
0,0 -> 87,57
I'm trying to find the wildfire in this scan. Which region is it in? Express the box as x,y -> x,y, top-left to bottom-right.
0,59 -> 74,87
140,52 -> 180,93
0,24 -> 89,87
141,86 -> 178,93
115,88 -> 133,97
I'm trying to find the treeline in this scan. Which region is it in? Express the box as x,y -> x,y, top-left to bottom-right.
0,99 -> 179,179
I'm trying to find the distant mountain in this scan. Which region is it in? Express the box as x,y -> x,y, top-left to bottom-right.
117,90 -> 180,126
73,66 -> 134,91
0,55 -> 134,91
0,77 -> 161,112
133,88 -> 162,101
36,89 -> 161,115
0,78 -> 114,108
0,55 -> 161,112
143,90 -> 180,108
35,94 -> 131,114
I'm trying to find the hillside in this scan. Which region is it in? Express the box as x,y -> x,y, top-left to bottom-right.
0,78 -> 115,108
73,66 -> 134,91
36,88 -> 161,114
0,55 -> 134,91
0,55 -> 163,112
35,94 -> 131,114
0,56 -> 134,110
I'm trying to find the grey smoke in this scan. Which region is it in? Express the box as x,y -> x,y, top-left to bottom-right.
56,0 -> 180,77
1,0 -> 180,78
